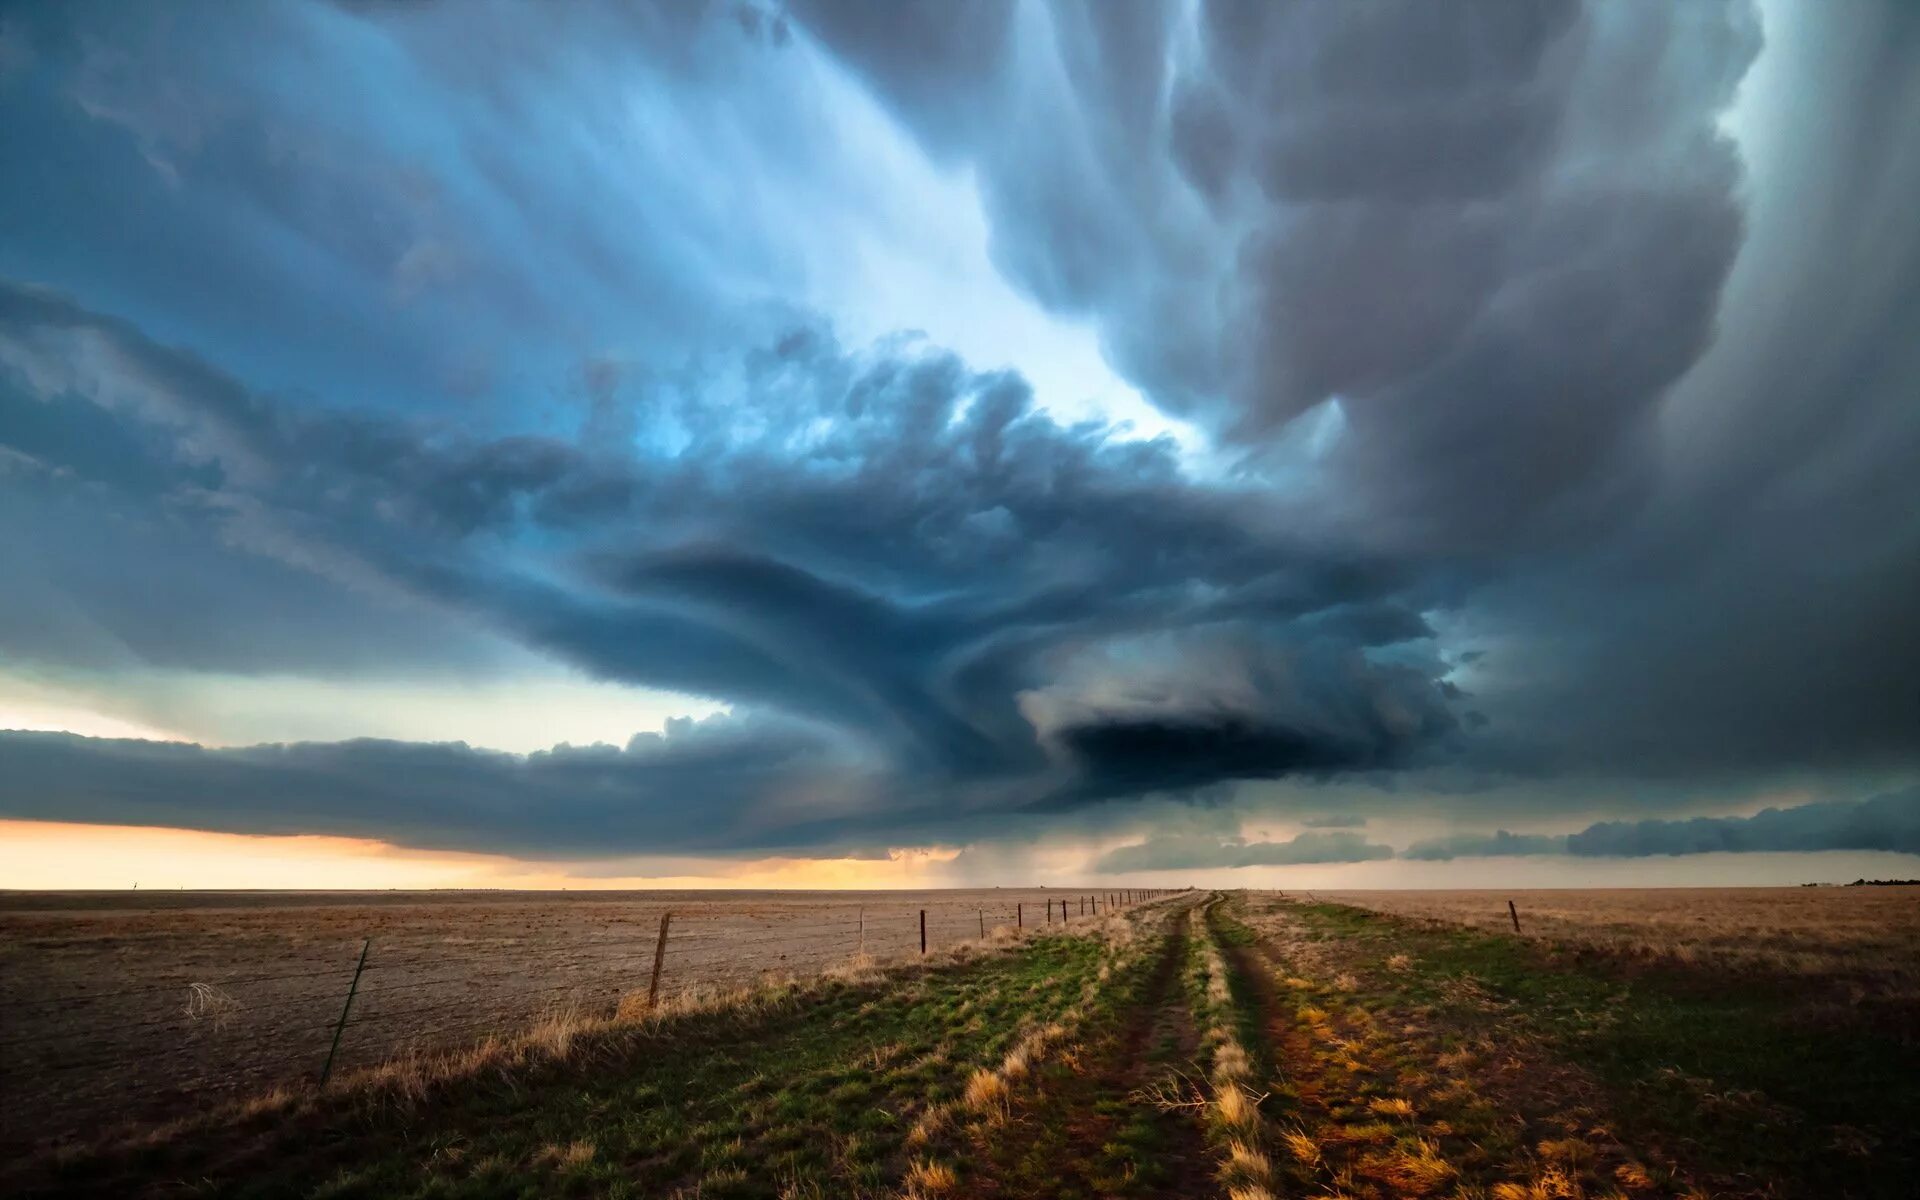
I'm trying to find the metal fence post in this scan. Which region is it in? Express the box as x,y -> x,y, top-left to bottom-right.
648,911 -> 673,1008
319,937 -> 370,1086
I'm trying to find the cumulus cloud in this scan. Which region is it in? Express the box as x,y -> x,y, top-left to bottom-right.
1092,829 -> 1393,874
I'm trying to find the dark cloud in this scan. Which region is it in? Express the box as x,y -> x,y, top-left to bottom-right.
1568,788 -> 1920,859
3,1 -> 1919,864
793,0 -> 1758,543
1402,788 -> 1920,860
0,719 -> 873,858
789,0 -> 1920,783
1092,830 -> 1393,874
0,280 -> 1467,853
1300,814 -> 1367,829
1402,830 -> 1569,862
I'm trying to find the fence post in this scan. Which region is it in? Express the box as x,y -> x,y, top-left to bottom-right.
1017,902 -> 1022,929
978,909 -> 985,939
648,911 -> 673,1008
1507,900 -> 1522,934
319,937 -> 370,1086
858,906 -> 866,956
920,909 -> 927,954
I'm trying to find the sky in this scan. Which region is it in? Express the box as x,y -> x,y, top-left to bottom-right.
2,0 -> 1917,890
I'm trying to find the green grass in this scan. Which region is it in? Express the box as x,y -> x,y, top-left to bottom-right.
33,937 -> 1114,1200
966,915 -> 1205,1198
1282,899 -> 1920,1199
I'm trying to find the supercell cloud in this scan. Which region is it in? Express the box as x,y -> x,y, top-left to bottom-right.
0,1 -> 1916,871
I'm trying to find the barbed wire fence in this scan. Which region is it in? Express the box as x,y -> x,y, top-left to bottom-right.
1,889 -> 1182,1150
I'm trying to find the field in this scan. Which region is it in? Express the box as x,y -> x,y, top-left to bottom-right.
1311,887 -> 1920,989
0,887 -> 1129,1150
4,886 -> 1917,1199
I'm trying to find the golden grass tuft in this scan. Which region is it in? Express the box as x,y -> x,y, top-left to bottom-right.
1223,1139 -> 1272,1183
962,1068 -> 1010,1115
1214,1081 -> 1262,1131
1282,1127 -> 1321,1165
1372,1138 -> 1457,1194
1492,1164 -> 1583,1200
903,1158 -> 958,1195
1537,1137 -> 1597,1167
1613,1160 -> 1656,1190
534,1139 -> 595,1168
999,1045 -> 1031,1081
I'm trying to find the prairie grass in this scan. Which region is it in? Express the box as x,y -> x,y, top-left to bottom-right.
15,924 -> 1139,1199
1242,890 -> 1920,1200
1182,898 -> 1286,1199
1312,886 -> 1920,993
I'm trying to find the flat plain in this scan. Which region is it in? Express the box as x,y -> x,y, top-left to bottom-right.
4,885 -> 1916,1199
1310,886 -> 1920,988
0,886 -> 1106,1150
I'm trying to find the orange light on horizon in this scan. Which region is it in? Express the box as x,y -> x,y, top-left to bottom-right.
0,820 -> 972,892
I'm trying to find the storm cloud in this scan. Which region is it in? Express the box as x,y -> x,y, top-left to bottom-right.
1092,830 -> 1393,874
2,1 -> 1918,867
1404,788 -> 1920,861
0,279 -> 1465,853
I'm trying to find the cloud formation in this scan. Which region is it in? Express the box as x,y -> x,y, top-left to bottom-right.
1,1 -> 1918,866
1404,788 -> 1920,860
1092,830 -> 1393,874
0,280 -> 1465,853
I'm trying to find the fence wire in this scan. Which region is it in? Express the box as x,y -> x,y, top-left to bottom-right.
0,889 -> 1181,1149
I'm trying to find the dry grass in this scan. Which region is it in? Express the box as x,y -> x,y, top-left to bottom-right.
1,887 -> 1167,1149
1310,887 -> 1920,991
46,904 -> 1150,1172
895,896 -> 1189,1194
901,1157 -> 957,1196
1189,901 -> 1283,1197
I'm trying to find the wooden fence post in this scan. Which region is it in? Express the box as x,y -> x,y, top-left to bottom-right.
319,937 -> 370,1086
920,909 -> 927,954
1017,902 -> 1022,928
979,909 -> 985,939
1507,900 -> 1522,934
858,906 -> 866,956
647,911 -> 674,1008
